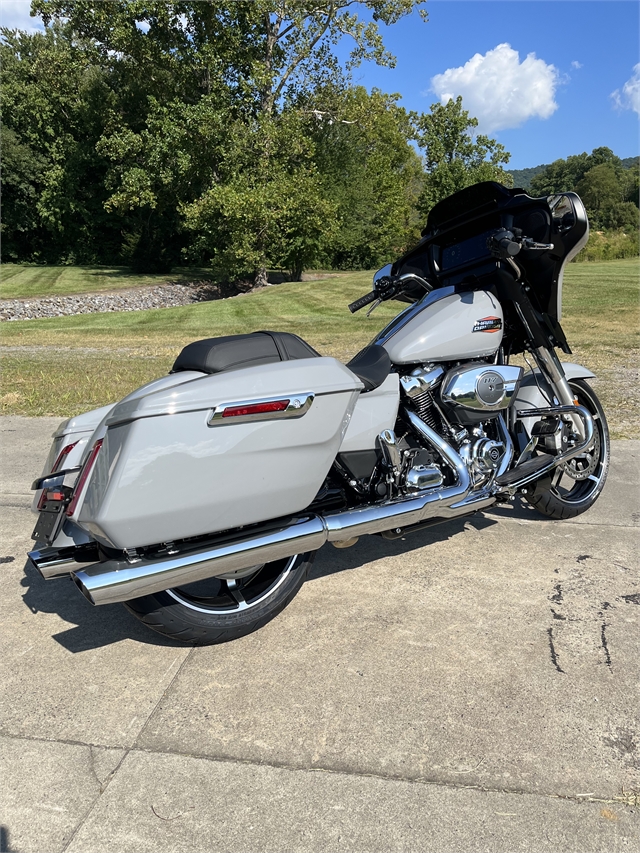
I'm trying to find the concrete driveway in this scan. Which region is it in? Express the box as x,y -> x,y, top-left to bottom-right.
1,416 -> 639,852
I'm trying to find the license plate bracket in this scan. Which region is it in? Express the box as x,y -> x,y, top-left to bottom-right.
32,503 -> 66,544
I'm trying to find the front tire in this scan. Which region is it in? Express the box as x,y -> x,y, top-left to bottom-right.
524,379 -> 609,519
123,552 -> 313,645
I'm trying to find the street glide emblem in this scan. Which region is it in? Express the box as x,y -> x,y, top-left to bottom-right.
472,316 -> 502,333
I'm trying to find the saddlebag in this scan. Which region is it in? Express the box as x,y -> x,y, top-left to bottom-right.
74,358 -> 362,549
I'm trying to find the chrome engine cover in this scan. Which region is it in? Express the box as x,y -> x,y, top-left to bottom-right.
460,436 -> 506,486
441,364 -> 523,412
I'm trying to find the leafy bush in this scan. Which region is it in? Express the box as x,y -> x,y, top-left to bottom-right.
574,229 -> 639,262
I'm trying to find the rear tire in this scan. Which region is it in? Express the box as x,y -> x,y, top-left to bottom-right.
524,379 -> 609,520
123,552 -> 313,645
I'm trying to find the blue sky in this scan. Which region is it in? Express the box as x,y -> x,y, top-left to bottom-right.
2,0 -> 638,170
341,0 -> 639,169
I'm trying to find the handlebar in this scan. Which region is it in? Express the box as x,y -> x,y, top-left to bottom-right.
522,237 -> 554,251
489,229 -> 521,258
489,229 -> 555,259
348,290 -> 379,314
348,272 -> 433,314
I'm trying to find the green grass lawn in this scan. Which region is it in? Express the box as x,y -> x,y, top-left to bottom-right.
0,264 -> 218,299
1,259 -> 638,437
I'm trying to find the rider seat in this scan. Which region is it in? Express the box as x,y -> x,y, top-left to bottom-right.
171,331 -> 320,374
171,331 -> 391,392
345,344 -> 391,392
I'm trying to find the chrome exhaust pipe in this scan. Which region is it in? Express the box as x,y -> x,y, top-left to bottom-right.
325,410 -> 474,541
73,414 -> 487,606
73,515 -> 327,606
29,543 -> 100,579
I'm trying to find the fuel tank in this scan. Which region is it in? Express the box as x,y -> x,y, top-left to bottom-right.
376,287 -> 504,364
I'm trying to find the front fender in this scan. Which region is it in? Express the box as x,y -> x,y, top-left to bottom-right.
514,362 -> 596,437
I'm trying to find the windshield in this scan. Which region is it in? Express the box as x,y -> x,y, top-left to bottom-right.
392,182 -> 589,321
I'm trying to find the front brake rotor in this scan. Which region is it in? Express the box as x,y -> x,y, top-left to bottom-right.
561,427 -> 601,481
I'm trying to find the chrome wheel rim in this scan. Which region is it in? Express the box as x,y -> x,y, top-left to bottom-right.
165,556 -> 298,614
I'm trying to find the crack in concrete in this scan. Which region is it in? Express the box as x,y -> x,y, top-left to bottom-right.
3,728 -> 632,810
546,626 -> 565,673
55,648 -> 195,853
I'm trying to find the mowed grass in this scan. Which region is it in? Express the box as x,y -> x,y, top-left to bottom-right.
0,270 -> 402,417
0,264 -> 218,299
1,259 -> 638,437
557,258 -> 639,438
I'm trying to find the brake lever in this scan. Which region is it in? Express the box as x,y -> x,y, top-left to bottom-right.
521,238 -> 554,251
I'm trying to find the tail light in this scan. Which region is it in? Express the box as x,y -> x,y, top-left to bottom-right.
37,487 -> 65,510
66,439 -> 103,517
222,399 -> 290,418
51,440 -> 78,473
36,440 -> 81,509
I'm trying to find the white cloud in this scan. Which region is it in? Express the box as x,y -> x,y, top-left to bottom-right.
611,64 -> 640,116
429,43 -> 559,134
571,61 -> 583,70
0,0 -> 44,32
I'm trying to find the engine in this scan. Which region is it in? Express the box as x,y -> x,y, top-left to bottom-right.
399,361 -> 522,487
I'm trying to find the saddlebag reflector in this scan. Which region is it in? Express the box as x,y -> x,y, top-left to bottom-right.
208,393 -> 314,425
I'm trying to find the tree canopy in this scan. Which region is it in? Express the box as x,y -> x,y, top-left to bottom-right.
414,96 -> 512,216
0,2 -> 556,279
530,147 -> 639,232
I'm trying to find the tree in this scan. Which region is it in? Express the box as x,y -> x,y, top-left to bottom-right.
529,147 -> 623,198
310,86 -> 423,268
31,0 -> 428,281
600,201 -> 640,233
0,24 -> 123,262
182,111 -> 337,281
575,164 -> 622,220
0,126 -> 48,260
413,97 -> 511,217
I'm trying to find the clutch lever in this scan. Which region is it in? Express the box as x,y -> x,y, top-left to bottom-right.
366,298 -> 382,317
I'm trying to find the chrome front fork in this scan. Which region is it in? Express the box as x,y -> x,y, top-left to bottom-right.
533,346 -> 586,439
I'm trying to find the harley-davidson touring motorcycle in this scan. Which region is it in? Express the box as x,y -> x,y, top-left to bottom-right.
29,182 -> 609,644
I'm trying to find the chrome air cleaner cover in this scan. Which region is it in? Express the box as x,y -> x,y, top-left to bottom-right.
441,364 -> 523,412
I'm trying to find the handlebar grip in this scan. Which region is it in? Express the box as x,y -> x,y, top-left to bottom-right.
348,291 -> 378,313
489,229 -> 521,259
498,237 -> 521,256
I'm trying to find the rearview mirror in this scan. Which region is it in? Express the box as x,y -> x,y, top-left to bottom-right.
549,194 -> 576,233
373,264 -> 393,286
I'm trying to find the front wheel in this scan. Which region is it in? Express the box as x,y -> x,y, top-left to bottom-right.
524,379 -> 609,520
123,552 -> 314,645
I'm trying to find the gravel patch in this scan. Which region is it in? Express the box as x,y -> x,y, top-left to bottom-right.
0,280 -> 241,321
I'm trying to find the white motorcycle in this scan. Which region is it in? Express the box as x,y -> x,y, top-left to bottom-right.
29,182 -> 609,645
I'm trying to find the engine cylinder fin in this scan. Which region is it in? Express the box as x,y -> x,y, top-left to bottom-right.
410,390 -> 441,433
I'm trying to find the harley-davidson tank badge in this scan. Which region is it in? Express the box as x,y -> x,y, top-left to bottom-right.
472,316 -> 502,333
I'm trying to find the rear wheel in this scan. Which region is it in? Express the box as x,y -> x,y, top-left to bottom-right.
524,379 -> 609,519
123,552 -> 313,645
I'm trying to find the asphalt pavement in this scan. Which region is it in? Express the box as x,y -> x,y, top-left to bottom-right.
1,416 -> 639,852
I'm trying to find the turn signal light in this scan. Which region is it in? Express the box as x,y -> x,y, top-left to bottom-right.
66,439 -> 103,517
222,400 -> 290,418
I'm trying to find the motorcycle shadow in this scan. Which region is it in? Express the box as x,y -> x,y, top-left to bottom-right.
20,557 -> 177,652
309,496 -> 547,581
309,512 -> 499,581
19,500 -> 542,651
